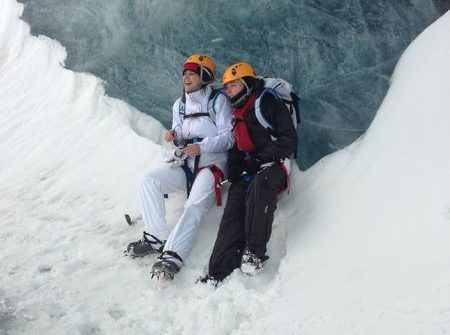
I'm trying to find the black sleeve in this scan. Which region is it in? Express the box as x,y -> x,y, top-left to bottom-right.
258,94 -> 298,161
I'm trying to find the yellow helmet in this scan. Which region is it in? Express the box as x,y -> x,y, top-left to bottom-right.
183,54 -> 215,82
222,62 -> 256,86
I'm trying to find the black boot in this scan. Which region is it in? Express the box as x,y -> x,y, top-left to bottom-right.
125,232 -> 165,258
196,274 -> 220,287
150,250 -> 183,280
240,248 -> 269,276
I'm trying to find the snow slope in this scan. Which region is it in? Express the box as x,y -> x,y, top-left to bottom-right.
1,0 -> 449,334
253,8 -> 450,334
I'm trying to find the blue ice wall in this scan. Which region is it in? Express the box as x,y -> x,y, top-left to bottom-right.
19,0 -> 440,169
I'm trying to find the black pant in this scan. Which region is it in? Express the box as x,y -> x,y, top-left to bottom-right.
208,164 -> 287,281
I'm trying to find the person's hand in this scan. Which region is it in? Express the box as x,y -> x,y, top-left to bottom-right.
164,130 -> 175,142
183,144 -> 201,156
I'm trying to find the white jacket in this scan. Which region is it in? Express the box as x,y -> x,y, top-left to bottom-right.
170,85 -> 234,173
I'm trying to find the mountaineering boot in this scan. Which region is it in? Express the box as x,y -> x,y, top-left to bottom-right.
196,274 -> 219,287
125,231 -> 165,258
150,250 -> 183,280
240,248 -> 269,276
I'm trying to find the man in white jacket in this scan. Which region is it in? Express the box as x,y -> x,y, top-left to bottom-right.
126,54 -> 234,279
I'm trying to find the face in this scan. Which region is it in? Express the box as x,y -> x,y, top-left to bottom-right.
224,79 -> 244,99
183,70 -> 202,93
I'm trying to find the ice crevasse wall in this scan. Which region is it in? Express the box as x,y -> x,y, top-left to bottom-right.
17,0 -> 445,169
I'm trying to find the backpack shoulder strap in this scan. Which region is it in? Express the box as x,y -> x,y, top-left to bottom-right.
254,86 -> 280,140
255,77 -> 301,138
179,88 -> 224,125
206,88 -> 224,125
178,94 -> 186,120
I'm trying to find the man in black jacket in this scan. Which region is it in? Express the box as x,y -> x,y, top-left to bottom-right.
201,62 -> 298,282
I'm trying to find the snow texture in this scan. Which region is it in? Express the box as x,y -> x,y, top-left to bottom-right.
1,0 -> 450,334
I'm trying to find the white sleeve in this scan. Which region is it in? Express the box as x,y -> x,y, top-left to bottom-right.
171,97 -> 182,131
198,94 -> 235,154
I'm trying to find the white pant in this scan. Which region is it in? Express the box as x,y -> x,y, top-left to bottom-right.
138,164 -> 216,262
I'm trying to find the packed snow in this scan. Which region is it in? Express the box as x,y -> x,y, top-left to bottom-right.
1,1 -> 449,334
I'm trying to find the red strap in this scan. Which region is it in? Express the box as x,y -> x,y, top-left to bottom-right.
209,165 -> 225,206
280,163 -> 290,194
197,165 -> 225,206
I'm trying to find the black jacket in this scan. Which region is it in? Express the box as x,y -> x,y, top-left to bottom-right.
228,79 -> 298,180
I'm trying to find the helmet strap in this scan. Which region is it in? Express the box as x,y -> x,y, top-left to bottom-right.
229,79 -> 253,108
241,78 -> 250,93
199,66 -> 213,85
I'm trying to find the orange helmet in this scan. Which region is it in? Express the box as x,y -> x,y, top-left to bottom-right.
222,62 -> 256,86
183,54 -> 215,82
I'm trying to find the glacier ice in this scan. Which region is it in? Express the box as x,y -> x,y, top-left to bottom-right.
18,0 -> 440,169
